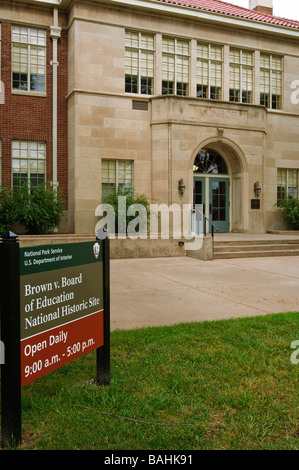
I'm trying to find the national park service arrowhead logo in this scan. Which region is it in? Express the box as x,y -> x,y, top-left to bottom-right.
93,242 -> 100,259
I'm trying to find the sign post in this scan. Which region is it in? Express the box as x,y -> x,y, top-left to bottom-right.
0,232 -> 21,448
0,233 -> 110,447
96,231 -> 110,385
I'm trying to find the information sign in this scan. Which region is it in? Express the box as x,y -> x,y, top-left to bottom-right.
1,234 -> 110,447
19,241 -> 104,386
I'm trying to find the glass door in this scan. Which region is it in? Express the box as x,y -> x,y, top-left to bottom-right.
209,178 -> 230,233
192,177 -> 206,234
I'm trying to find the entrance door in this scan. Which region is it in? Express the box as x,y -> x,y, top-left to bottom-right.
193,148 -> 230,234
209,178 -> 230,233
192,177 -> 205,234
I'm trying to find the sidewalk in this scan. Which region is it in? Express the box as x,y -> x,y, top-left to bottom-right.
110,255 -> 299,330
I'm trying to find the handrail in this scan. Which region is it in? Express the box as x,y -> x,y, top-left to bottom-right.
192,207 -> 219,237
192,208 -> 219,258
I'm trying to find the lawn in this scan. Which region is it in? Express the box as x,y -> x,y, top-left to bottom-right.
1,312 -> 299,450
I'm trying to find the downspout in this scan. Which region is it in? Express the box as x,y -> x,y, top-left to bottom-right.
49,7 -> 61,195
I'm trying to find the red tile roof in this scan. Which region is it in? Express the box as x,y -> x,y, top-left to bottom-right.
155,0 -> 299,29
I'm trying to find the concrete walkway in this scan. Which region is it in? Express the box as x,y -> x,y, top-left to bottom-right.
110,255 -> 299,330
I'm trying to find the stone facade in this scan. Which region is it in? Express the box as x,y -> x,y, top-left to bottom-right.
1,0 -> 299,236
67,0 -> 299,235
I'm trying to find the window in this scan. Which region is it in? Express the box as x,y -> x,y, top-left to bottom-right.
125,31 -> 154,95
12,141 -> 46,188
193,148 -> 228,175
197,43 -> 222,100
12,25 -> 46,93
102,160 -> 133,199
260,54 -> 282,110
277,169 -> 299,202
162,37 -> 189,96
229,49 -> 253,104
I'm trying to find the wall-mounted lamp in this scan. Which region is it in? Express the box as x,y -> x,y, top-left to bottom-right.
178,178 -> 186,196
254,181 -> 261,198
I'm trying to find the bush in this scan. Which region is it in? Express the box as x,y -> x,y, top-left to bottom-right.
277,198 -> 299,230
13,182 -> 64,234
101,187 -> 150,234
0,182 -> 64,235
0,187 -> 17,234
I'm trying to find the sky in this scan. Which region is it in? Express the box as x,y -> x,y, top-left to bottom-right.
227,1 -> 299,21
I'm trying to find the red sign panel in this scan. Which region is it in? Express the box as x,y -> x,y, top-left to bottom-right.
21,311 -> 104,386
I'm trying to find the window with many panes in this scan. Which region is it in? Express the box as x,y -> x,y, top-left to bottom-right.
277,169 -> 299,202
12,141 -> 46,188
260,54 -> 282,110
123,32 -> 286,109
229,49 -> 253,104
125,31 -> 154,95
197,43 -> 222,100
102,160 -> 133,199
162,37 -> 189,96
12,25 -> 46,93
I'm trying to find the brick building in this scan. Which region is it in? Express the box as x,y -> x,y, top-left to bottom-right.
1,0 -> 299,236
0,0 -> 68,229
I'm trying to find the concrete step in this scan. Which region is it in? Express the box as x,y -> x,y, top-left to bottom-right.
215,243 -> 299,253
214,249 -> 299,259
213,239 -> 299,259
214,239 -> 299,247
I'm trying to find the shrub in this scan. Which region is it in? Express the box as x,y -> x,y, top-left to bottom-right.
0,186 -> 17,234
277,198 -> 299,230
13,182 -> 64,235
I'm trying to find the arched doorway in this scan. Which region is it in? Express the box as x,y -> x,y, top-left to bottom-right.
193,147 -> 230,233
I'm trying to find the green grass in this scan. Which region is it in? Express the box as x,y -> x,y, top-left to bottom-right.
1,312 -> 299,450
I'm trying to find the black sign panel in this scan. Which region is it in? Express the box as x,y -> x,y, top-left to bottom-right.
251,199 -> 261,210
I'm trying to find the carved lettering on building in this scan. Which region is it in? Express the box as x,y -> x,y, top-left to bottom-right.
189,104 -> 247,124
